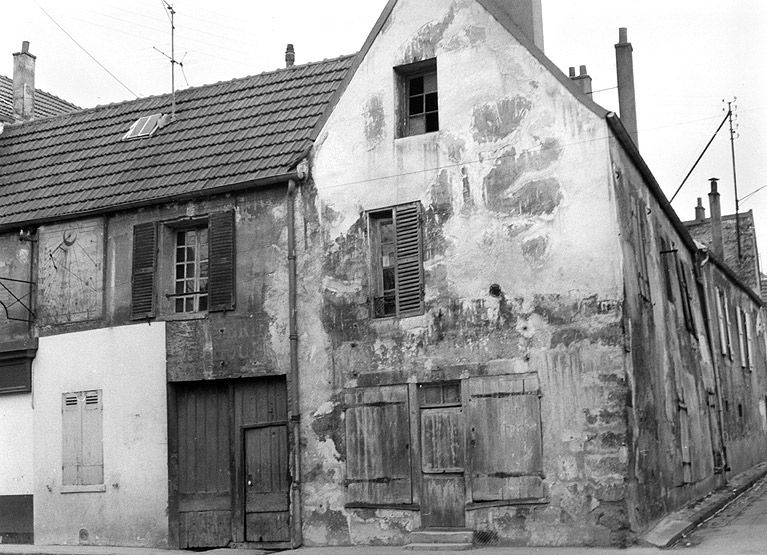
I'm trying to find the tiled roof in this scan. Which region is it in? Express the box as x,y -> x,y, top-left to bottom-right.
0,55 -> 354,229
0,75 -> 79,122
684,211 -> 762,295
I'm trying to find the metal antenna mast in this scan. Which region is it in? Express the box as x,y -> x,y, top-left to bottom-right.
727,99 -> 741,258
154,1 -> 181,120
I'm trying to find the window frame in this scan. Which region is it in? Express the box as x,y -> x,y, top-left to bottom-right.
395,59 -> 439,138
367,202 -> 425,319
172,226 -> 210,314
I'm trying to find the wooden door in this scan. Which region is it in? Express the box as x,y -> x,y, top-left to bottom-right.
234,377 -> 290,544
419,383 -> 465,528
175,381 -> 233,548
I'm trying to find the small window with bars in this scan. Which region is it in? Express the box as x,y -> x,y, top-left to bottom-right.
369,203 -> 424,319
174,228 -> 209,313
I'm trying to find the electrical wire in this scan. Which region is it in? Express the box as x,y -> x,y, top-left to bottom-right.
34,1 -> 139,99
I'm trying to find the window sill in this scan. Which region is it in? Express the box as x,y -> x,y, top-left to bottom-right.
394,131 -> 440,143
345,503 -> 420,511
61,484 -> 106,494
161,311 -> 209,322
466,498 -> 549,511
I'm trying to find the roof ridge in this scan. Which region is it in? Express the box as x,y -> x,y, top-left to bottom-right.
0,74 -> 80,110
0,53 -> 357,129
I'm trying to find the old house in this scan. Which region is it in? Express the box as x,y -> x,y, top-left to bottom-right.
1,0 -> 766,549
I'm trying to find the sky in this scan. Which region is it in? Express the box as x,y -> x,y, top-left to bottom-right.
2,0 -> 766,265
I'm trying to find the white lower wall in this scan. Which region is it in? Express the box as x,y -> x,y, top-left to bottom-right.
33,323 -> 168,546
0,393 -> 33,495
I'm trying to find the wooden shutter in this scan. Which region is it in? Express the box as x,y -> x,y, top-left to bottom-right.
468,375 -> 544,501
746,311 -> 754,370
345,385 -> 412,505
131,222 -> 157,319
394,203 -> 424,317
737,307 -> 747,366
208,211 -> 235,312
723,292 -> 734,357
62,393 -> 81,486
81,390 -> 104,485
716,289 -> 728,354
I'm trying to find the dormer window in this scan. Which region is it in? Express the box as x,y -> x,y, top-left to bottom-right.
123,113 -> 163,140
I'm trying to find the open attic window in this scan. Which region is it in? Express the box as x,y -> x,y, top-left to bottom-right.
122,113 -> 165,140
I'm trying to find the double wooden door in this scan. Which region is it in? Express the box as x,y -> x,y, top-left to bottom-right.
173,377 -> 290,548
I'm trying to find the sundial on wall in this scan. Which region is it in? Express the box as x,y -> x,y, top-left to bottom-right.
38,219 -> 104,324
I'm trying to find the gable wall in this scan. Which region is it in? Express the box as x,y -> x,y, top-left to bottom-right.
300,0 -> 632,546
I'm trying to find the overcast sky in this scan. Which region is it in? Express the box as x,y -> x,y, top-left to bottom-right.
3,1 -> 766,264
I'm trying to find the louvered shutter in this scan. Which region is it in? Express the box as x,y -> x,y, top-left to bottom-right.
345,385 -> 412,504
131,222 -> 157,319
394,203 -> 424,317
208,210 -> 236,312
81,390 -> 104,485
62,393 -> 81,486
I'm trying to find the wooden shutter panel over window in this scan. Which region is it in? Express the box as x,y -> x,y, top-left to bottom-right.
62,393 -> 81,486
468,375 -> 544,501
208,210 -> 235,312
394,203 -> 424,316
131,222 -> 157,319
345,385 -> 412,505
62,390 -> 103,486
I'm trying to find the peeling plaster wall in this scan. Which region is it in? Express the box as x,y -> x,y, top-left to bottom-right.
607,136 -> 767,532
303,0 -> 628,546
32,324 -> 168,547
0,233 -> 33,340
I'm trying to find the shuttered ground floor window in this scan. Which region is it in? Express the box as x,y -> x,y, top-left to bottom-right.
62,390 -> 104,491
343,374 -> 545,510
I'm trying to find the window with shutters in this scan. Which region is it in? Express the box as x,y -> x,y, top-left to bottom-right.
130,210 -> 235,318
737,306 -> 753,370
659,237 -> 675,303
678,260 -> 696,336
344,385 -> 413,506
467,374 -> 545,503
396,59 -> 438,137
368,203 -> 424,318
62,390 -> 104,490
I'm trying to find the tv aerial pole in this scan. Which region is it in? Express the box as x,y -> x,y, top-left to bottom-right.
154,1 -> 186,120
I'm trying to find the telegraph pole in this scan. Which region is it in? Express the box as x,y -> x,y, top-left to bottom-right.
727,99 -> 741,258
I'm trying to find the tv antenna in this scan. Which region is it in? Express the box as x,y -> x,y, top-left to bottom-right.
154,1 -> 188,120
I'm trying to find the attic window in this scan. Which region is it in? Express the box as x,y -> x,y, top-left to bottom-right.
123,113 -> 163,140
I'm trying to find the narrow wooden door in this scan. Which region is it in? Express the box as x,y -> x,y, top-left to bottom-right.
234,377 -> 290,544
419,383 -> 465,529
175,381 -> 233,548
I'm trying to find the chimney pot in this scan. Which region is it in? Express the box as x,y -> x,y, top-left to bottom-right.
13,41 -> 36,122
708,178 -> 723,258
695,197 -> 706,221
579,64 -> 587,76
568,66 -> 576,78
570,64 -> 592,96
285,43 -> 295,68
619,27 -> 628,44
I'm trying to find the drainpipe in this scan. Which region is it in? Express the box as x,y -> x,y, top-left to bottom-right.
287,161 -> 307,547
696,250 -> 729,478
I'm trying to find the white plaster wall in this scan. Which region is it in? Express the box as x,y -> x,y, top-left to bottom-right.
33,323 -> 168,547
0,393 -> 33,494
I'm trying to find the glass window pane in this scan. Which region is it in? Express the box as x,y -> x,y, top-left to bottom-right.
176,265 -> 185,280
186,263 -> 195,278
186,280 -> 196,293
199,296 -> 208,312
409,95 -> 424,116
425,112 -> 439,132
425,92 -> 438,112
176,232 -> 185,246
185,297 -> 194,312
409,75 -> 424,96
175,298 -> 184,313
443,383 -> 461,404
422,385 -> 442,406
423,71 -> 437,93
176,247 -> 185,263
380,220 -> 395,243
175,281 -> 184,294
409,116 -> 425,135
383,267 -> 395,291
199,279 -> 208,292
186,246 -> 196,262
200,228 -> 208,244
200,261 -> 209,278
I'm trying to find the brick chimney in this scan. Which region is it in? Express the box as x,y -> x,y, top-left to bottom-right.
499,0 -> 544,51
695,197 -> 706,221
13,41 -> 36,122
285,44 -> 295,68
708,178 -> 723,258
615,28 -> 638,147
569,65 -> 592,96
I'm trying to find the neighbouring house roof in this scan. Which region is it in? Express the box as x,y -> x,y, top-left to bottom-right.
0,75 -> 79,123
0,55 -> 354,231
684,211 -> 762,295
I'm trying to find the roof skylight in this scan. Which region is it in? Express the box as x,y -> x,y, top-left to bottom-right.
123,113 -> 163,140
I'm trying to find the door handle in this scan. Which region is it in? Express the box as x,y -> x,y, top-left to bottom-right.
247,474 -> 253,487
